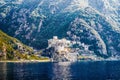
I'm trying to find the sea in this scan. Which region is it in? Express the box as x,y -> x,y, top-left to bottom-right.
0,61 -> 120,80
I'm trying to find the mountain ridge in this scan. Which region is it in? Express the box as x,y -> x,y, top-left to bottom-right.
0,0 -> 120,58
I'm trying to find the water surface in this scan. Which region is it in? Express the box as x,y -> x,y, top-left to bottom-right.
0,61 -> 120,80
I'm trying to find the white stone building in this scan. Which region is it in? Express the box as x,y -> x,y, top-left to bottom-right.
48,36 -> 78,62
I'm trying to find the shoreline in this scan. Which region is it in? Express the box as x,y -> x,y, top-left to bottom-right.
0,59 -> 120,63
0,60 -> 51,63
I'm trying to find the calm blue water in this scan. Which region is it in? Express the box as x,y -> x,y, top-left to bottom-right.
0,61 -> 120,80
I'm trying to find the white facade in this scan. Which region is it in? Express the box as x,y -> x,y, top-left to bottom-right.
48,36 -> 78,62
48,36 -> 71,53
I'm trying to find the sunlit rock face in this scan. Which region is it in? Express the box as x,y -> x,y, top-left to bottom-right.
0,0 -> 120,58
88,0 -> 120,31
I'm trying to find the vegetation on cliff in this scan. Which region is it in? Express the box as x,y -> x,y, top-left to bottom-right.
0,30 -> 48,60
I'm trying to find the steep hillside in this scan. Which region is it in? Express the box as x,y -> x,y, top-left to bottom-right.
0,30 -> 34,60
0,0 -> 120,58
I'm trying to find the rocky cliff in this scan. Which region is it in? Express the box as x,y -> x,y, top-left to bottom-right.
0,30 -> 34,60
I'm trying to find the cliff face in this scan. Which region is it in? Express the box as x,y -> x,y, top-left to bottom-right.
0,0 -> 120,58
0,30 -> 33,60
